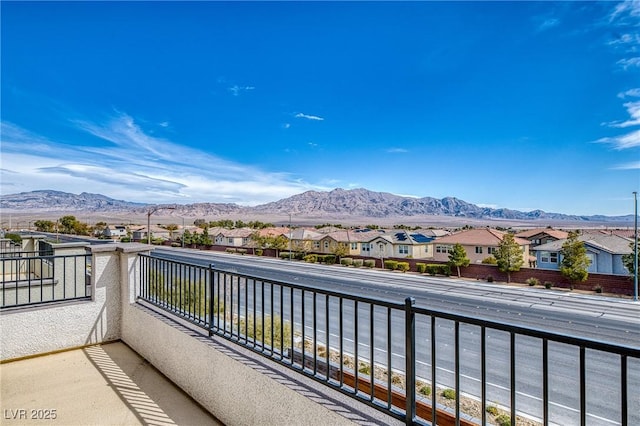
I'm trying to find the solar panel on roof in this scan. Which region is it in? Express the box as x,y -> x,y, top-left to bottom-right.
395,233 -> 407,241
410,234 -> 434,243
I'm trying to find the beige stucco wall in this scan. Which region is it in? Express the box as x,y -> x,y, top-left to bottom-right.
121,305 -> 355,426
0,244 -> 148,361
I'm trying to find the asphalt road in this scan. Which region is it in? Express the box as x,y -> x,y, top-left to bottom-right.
152,248 -> 640,425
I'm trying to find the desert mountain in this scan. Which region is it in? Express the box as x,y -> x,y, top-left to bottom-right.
0,188 -> 633,223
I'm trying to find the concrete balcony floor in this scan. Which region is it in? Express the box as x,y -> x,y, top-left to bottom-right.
1,342 -> 222,425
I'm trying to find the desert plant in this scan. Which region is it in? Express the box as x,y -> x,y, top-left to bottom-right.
418,384 -> 431,396
416,263 -> 427,273
594,285 -> 603,293
526,277 -> 540,287
340,258 -> 353,266
441,389 -> 456,400
495,414 -> 511,426
482,256 -> 497,265
255,248 -> 263,256
304,254 -> 318,263
486,405 -> 499,416
353,259 -> 363,267
396,261 -> 410,272
225,248 -> 237,253
544,281 -> 553,289
237,248 -> 247,255
487,275 -> 494,282
384,260 -> 398,270
358,363 -> 371,375
364,259 -> 375,268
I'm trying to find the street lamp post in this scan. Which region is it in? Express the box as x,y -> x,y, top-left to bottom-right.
379,241 -> 386,269
182,217 -> 185,248
147,206 -> 176,245
634,191 -> 638,302
288,213 -> 292,260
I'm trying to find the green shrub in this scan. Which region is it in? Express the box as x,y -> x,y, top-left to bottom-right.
396,262 -> 410,272
416,263 -> 427,273
5,233 -> 22,244
171,242 -> 180,247
326,254 -> 336,264
225,247 -> 236,253
279,252 -> 294,259
441,389 -> 456,400
425,264 -> 451,276
353,259 -> 363,268
594,285 -> 603,293
237,248 -> 247,255
358,363 -> 371,375
363,259 -> 375,268
418,384 -> 431,396
340,258 -> 353,266
120,237 -> 132,243
544,281 -> 553,289
384,260 -> 398,270
255,249 -> 263,256
495,414 -> 511,426
304,254 -> 318,263
486,405 -> 499,416
526,277 -> 540,287
487,275 -> 494,282
482,256 -> 497,265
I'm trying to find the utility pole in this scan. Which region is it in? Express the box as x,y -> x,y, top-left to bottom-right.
634,191 -> 638,302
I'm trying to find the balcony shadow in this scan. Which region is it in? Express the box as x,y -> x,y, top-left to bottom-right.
136,303 -> 400,426
82,342 -> 221,426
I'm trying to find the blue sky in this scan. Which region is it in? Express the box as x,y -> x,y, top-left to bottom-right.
1,1 -> 639,216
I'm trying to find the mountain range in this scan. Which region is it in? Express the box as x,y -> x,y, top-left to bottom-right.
0,188 -> 634,223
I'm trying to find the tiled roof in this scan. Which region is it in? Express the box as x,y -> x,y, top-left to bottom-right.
515,228 -> 568,240
434,228 -> 529,246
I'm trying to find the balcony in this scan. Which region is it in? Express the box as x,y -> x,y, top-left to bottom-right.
1,240 -> 639,426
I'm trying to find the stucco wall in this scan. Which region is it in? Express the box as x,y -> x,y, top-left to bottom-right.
0,245 -> 143,360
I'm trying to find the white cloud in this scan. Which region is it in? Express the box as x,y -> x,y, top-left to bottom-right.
609,0 -> 640,24
386,148 -> 408,153
612,161 -> 640,169
617,88 -> 640,98
282,123 -> 291,129
596,128 -> 640,149
604,101 -> 640,128
307,142 -> 318,148
295,113 -> 324,121
538,18 -> 560,31
617,57 -> 640,70
0,116 -> 324,205
228,85 -> 255,96
159,121 -> 170,128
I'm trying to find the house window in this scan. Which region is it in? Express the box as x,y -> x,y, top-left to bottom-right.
351,243 -> 358,250
540,251 -> 558,263
436,245 -> 452,254
313,241 -> 320,249
488,247 -> 496,255
362,243 -> 371,252
399,245 -> 409,254
475,246 -> 483,254
228,238 -> 234,244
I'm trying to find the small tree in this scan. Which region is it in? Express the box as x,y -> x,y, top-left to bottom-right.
494,233 -> 524,283
622,240 -> 638,277
331,242 -> 349,264
560,231 -> 590,284
164,224 -> 179,240
448,243 -> 470,277
34,220 -> 55,232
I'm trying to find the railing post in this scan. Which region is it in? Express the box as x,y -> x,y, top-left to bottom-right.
405,297 -> 416,426
208,263 -> 215,337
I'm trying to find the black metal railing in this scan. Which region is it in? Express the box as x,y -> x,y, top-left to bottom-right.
138,254 -> 640,426
1,252 -> 91,308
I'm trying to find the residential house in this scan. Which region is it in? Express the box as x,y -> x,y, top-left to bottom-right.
131,225 -> 171,242
431,228 -> 530,264
533,233 -> 632,275
515,228 -> 568,248
214,228 -> 254,247
103,225 -> 128,239
313,229 -> 435,259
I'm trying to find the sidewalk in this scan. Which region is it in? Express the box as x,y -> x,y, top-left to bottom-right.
1,342 -> 222,425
